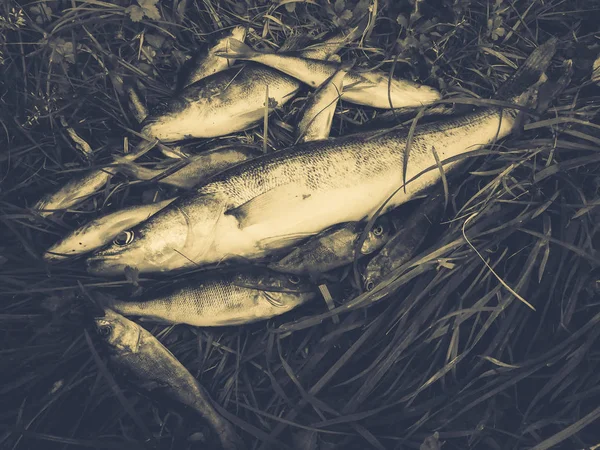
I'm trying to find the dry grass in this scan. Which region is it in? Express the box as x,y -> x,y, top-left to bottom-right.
1,0 -> 600,449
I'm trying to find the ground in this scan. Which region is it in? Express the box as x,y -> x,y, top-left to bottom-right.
1,0 -> 600,449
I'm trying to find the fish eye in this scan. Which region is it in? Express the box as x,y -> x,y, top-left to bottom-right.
365,281 -> 375,291
372,225 -> 384,236
96,324 -> 112,338
114,231 -> 135,246
288,275 -> 301,284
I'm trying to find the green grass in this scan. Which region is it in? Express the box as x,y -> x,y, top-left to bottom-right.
1,0 -> 600,449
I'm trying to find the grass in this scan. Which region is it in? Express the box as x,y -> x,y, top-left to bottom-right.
1,0 -> 600,449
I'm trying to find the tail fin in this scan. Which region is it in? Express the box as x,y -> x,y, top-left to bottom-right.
496,37 -> 558,104
216,38 -> 261,60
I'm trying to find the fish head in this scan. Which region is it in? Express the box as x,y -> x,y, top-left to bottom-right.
43,223 -> 99,262
362,254 -> 388,293
141,96 -> 197,142
360,216 -> 393,254
233,270 -> 317,309
93,308 -> 142,355
86,195 -> 226,275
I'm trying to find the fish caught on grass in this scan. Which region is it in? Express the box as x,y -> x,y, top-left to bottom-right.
215,38 -> 442,109
141,33 -> 351,143
269,216 -> 392,276
102,269 -> 317,326
296,66 -> 348,144
363,194 -> 445,291
86,38 -> 557,276
93,309 -> 245,450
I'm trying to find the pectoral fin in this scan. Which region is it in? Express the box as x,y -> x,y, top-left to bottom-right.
226,184 -> 312,229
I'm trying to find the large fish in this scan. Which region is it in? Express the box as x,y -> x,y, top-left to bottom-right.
140,34 -> 351,143
86,39 -> 557,276
268,216 -> 392,275
33,140 -> 156,218
103,269 -> 316,326
362,194 -> 445,291
296,67 -> 348,144
215,39 -> 441,109
93,309 -> 244,450
177,25 -> 248,90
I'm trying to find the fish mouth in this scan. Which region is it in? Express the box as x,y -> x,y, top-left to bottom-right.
43,250 -> 72,263
86,254 -> 128,276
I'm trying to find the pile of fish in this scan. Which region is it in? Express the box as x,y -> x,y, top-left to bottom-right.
35,25 -> 558,448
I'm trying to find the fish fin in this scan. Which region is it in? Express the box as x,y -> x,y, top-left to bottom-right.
496,37 -> 557,104
256,232 -> 316,250
216,38 -> 261,60
225,184 -> 311,229
262,291 -> 285,308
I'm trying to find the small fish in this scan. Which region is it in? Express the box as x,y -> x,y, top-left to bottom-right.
177,25 -> 248,90
87,39 -> 556,276
33,140 -> 156,218
141,33 -> 355,143
296,67 -> 348,144
363,194 -> 445,291
215,39 -> 442,109
93,309 -> 244,450
116,144 -> 262,189
268,216 -> 392,275
104,269 -> 316,327
44,199 -> 175,262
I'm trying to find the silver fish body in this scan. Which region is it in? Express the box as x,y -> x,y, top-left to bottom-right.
268,216 -> 392,275
88,107 -> 520,274
296,68 -> 347,143
141,63 -> 301,142
177,25 -> 247,90
94,309 -> 244,450
86,38 -> 556,275
117,145 -> 262,189
363,194 -> 444,291
105,270 -> 316,326
217,39 -> 441,109
44,199 -> 175,262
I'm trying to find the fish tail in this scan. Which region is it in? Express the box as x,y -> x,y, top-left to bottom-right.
113,160 -> 161,181
217,38 -> 261,60
496,37 -> 558,106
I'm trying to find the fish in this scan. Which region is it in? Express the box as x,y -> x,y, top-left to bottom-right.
215,39 -> 442,109
268,216 -> 392,275
33,140 -> 156,218
116,144 -> 262,189
93,309 -> 245,450
140,34 -> 353,143
103,269 -> 317,326
44,199 -> 175,262
362,194 -> 445,291
296,66 -> 348,144
176,25 -> 248,90
86,38 -> 556,276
